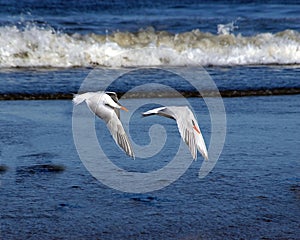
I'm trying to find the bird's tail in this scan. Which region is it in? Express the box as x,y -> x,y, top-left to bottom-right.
72,93 -> 92,105
142,107 -> 166,117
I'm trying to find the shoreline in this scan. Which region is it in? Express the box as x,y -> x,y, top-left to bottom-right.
0,87 -> 299,100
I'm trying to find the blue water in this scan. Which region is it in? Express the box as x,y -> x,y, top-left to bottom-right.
1,66 -> 299,95
1,1 -> 299,35
0,1 -> 300,239
1,96 -> 299,239
0,0 -> 299,68
0,0 -> 299,94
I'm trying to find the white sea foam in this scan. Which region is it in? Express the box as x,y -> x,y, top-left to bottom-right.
217,21 -> 238,35
0,25 -> 299,68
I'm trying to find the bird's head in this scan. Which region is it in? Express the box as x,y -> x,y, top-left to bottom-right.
104,94 -> 128,111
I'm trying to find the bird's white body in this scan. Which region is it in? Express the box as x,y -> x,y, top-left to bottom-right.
73,91 -> 135,159
143,106 -> 208,160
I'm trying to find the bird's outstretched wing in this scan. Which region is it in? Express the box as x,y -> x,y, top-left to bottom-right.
143,106 -> 208,160
106,112 -> 135,159
172,107 -> 208,160
73,91 -> 134,158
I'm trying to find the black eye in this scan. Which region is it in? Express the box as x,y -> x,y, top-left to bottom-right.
191,120 -> 195,126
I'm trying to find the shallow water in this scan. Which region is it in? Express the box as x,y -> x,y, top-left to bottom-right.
1,96 -> 299,239
0,66 -> 299,98
1,1 -> 300,239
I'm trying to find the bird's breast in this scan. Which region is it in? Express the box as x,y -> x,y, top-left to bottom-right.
87,101 -> 114,123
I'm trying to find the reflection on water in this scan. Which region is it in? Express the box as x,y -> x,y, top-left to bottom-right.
0,96 -> 299,239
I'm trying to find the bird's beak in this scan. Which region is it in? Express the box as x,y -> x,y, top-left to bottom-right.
120,106 -> 129,112
193,125 -> 201,134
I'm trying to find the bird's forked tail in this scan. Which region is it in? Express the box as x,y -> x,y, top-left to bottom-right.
72,93 -> 93,105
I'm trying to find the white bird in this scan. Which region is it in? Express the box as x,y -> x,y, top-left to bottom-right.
142,106 -> 208,160
73,91 -> 135,159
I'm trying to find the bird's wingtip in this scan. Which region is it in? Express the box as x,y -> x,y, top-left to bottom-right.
197,151 -> 208,161
72,93 -> 87,105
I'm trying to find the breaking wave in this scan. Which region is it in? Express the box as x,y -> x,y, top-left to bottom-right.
0,25 -> 299,68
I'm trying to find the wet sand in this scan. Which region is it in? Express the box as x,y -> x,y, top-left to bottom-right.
0,96 -> 299,239
0,87 -> 300,100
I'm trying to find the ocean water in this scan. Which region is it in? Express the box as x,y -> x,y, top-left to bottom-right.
1,96 -> 300,239
0,0 -> 299,68
0,0 -> 299,98
0,1 -> 300,239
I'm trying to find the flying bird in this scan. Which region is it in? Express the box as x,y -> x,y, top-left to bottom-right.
73,91 -> 135,159
142,106 -> 208,160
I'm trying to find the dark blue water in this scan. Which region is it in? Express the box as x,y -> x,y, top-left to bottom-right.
0,66 -> 299,96
0,1 -> 300,239
1,96 -> 299,239
0,0 -> 299,69
0,0 -> 299,94
1,0 -> 299,35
